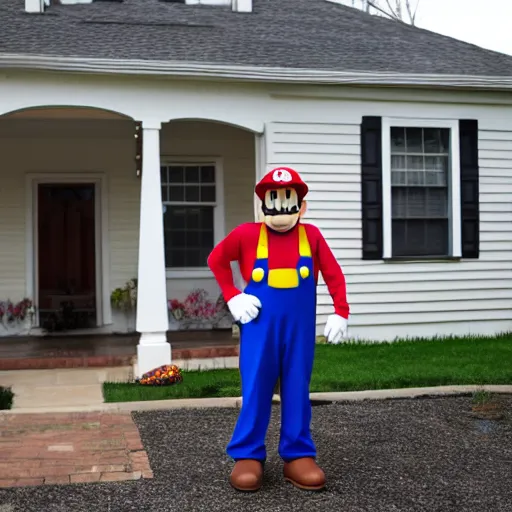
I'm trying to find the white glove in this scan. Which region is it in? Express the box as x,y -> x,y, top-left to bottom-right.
324,314 -> 348,344
227,293 -> 262,325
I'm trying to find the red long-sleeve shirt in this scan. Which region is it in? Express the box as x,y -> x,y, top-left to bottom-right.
207,222 -> 349,319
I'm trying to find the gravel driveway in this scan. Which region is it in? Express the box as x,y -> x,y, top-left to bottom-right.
0,396 -> 511,512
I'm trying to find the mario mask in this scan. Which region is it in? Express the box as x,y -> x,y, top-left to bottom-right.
255,167 -> 308,233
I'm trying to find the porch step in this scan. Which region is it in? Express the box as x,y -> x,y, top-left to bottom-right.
0,346 -> 239,371
0,331 -> 239,371
0,355 -> 134,371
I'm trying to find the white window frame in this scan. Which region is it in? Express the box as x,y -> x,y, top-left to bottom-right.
161,156 -> 225,278
381,117 -> 461,260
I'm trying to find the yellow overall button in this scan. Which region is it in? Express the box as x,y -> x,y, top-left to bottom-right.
252,268 -> 265,282
300,266 -> 310,279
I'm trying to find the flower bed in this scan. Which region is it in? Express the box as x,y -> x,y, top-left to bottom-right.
168,289 -> 232,330
0,299 -> 35,336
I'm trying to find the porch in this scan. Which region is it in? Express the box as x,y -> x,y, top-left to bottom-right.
0,330 -> 238,371
0,105 -> 258,376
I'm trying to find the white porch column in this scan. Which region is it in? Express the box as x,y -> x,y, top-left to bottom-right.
136,120 -> 171,376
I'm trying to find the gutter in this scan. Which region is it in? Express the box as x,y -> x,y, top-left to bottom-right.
1,53 -> 512,90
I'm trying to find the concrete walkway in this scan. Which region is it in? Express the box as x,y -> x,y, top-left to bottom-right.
2,377 -> 511,414
0,367 -> 132,410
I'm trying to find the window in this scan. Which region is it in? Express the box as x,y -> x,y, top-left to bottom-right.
389,127 -> 451,257
382,119 -> 462,260
161,163 -> 220,269
361,117 -> 479,261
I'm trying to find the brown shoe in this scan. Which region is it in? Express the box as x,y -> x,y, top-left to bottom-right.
229,460 -> 264,492
283,457 -> 326,491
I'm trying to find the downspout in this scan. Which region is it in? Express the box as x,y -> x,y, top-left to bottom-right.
232,0 -> 252,13
25,0 -> 46,13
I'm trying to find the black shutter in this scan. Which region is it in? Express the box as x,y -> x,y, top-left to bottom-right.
361,116 -> 383,260
459,119 -> 479,258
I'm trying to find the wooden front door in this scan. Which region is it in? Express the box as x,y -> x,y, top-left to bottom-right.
37,184 -> 97,331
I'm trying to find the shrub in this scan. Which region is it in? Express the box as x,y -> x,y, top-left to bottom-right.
0,386 -> 14,410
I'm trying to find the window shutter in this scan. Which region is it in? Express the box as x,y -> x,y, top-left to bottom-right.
361,116 -> 383,260
459,119 -> 479,258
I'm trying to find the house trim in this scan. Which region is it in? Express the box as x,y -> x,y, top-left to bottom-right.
25,172 -> 111,327
160,156 -> 225,279
253,131 -> 266,222
1,54 -> 512,90
381,117 -> 462,261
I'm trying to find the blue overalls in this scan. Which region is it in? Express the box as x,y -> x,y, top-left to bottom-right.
227,223 -> 317,462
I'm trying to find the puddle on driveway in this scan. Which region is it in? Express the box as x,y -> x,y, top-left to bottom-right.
474,419 -> 499,435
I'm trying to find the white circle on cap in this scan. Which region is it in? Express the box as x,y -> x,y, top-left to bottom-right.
272,169 -> 292,182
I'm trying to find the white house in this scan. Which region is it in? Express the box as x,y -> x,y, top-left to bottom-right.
1,0 -> 511,375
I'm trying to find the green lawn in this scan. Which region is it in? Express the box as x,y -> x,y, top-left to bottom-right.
103,334 -> 512,403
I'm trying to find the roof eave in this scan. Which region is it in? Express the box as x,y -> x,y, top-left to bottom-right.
1,53 -> 512,90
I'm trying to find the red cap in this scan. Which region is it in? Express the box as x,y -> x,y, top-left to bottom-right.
255,167 -> 309,201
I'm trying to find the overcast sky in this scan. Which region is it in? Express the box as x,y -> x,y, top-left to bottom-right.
334,0 -> 512,56
414,0 -> 512,56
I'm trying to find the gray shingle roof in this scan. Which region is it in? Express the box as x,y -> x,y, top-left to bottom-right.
1,0 -> 512,77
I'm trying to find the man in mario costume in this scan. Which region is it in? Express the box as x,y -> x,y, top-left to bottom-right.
207,167 -> 349,492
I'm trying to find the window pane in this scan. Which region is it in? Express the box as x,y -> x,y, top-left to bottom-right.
392,188 -> 449,219
163,206 -> 214,268
201,229 -> 214,247
424,128 -> 450,154
160,166 -> 168,184
406,155 -> 424,171
405,128 -> 423,153
186,166 -> 200,183
200,185 -> 216,202
166,207 -> 186,229
186,230 -> 200,246
185,249 -> 201,267
167,249 -> 186,268
168,166 -> 184,184
186,208 -> 201,229
391,127 -> 406,152
426,188 -> 448,217
185,186 -> 200,202
169,185 -> 184,202
199,249 -> 211,266
392,219 -> 449,257
391,154 -> 406,170
168,230 -> 186,247
424,155 -> 448,171
161,185 -> 168,202
200,166 -> 215,183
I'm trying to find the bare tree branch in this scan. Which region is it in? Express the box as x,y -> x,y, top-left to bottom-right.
363,0 -> 420,26
366,0 -> 397,20
383,0 -> 400,19
405,0 -> 420,24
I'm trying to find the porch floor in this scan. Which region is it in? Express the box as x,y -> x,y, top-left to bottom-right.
0,330 -> 238,371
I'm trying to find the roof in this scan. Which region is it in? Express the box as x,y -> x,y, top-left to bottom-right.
1,0 -> 512,78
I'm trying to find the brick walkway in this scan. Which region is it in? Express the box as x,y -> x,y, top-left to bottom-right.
0,412 -> 153,488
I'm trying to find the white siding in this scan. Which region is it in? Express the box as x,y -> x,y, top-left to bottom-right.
267,120 -> 512,340
160,120 -> 255,303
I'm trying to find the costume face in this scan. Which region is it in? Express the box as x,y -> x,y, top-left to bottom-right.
262,187 -> 307,232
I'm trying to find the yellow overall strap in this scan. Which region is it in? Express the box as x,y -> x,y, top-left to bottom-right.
256,223 -> 269,259
298,225 -> 312,257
